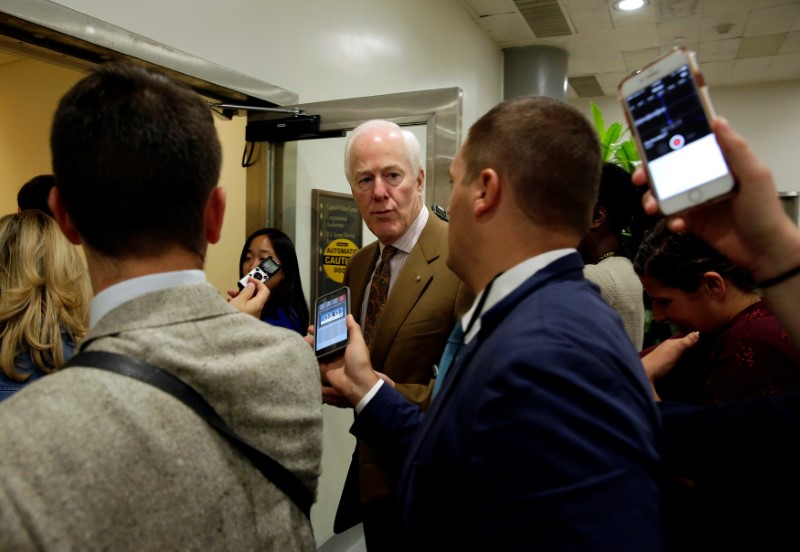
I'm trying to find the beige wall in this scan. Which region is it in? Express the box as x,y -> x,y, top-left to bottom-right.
0,57 -> 248,296
0,59 -> 77,214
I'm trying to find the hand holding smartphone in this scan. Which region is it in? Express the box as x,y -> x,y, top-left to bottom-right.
314,286 -> 350,361
618,47 -> 735,216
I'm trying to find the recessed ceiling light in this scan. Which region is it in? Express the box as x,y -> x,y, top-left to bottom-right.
613,0 -> 649,11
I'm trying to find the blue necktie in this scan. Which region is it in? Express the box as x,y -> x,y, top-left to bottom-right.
431,322 -> 465,399
430,277 -> 497,401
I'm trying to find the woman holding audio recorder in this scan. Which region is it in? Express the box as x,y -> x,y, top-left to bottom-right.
228,228 -> 309,335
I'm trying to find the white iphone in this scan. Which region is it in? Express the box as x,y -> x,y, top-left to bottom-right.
618,47 -> 735,216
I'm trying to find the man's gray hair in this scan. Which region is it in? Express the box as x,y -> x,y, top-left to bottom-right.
344,119 -> 423,184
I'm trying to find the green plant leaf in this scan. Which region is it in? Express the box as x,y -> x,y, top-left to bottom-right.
620,141 -> 640,172
605,122 -> 623,144
590,102 -> 641,173
599,136 -> 613,161
591,102 -> 606,137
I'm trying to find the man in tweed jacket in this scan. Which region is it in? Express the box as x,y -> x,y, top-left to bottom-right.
328,120 -> 473,550
0,62 -> 322,551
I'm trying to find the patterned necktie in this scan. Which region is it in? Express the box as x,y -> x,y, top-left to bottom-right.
363,245 -> 398,347
431,323 -> 464,399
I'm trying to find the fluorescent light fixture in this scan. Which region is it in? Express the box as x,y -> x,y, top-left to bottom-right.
613,0 -> 648,11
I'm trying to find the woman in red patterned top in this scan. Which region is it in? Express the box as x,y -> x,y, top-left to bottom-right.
635,218 -> 800,405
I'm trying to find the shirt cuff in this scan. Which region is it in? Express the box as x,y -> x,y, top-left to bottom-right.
355,379 -> 384,414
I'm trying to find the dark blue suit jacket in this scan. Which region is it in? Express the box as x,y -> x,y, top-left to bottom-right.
353,252 -> 666,551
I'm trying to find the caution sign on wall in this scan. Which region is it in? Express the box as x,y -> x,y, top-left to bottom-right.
312,189 -> 362,300
323,238 -> 359,282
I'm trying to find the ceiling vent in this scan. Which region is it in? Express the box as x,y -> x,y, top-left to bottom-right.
513,0 -> 573,38
569,75 -> 605,98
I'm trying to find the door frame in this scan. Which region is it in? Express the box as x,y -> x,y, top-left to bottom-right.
0,0 -> 294,106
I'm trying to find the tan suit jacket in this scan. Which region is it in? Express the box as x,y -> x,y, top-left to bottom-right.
0,283 -> 323,551
335,211 -> 474,530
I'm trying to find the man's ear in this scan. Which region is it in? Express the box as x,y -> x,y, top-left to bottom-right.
48,187 -> 82,245
474,168 -> 500,217
205,186 -> 227,245
702,271 -> 726,298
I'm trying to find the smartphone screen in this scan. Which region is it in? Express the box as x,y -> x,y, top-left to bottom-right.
620,48 -> 733,215
314,286 -> 350,360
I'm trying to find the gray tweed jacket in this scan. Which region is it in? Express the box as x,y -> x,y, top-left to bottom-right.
0,283 -> 323,551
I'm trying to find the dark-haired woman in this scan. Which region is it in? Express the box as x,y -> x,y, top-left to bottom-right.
234,228 -> 309,335
636,218 -> 800,405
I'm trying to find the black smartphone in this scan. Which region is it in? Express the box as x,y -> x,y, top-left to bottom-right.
432,203 -> 449,222
314,286 -> 350,360
238,255 -> 282,291
618,47 -> 734,216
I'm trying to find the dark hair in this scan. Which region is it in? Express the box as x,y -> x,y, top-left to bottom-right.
461,96 -> 601,235
597,162 -> 651,258
17,175 -> 56,218
634,218 -> 756,292
50,61 -> 222,259
239,228 -> 309,331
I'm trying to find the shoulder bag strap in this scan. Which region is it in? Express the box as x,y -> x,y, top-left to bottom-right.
64,350 -> 313,519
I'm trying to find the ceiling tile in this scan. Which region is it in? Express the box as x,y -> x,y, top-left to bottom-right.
595,70 -> 633,94
770,52 -> 800,75
622,47 -> 664,72
738,33 -> 788,58
744,3 -> 800,36
698,37 -> 742,62
703,0 -> 792,18
568,49 -> 627,74
732,56 -> 776,81
658,0 -> 701,19
657,18 -> 702,47
780,30 -> 800,53
612,22 -> 660,50
699,12 -> 748,42
482,13 -> 537,42
562,0 -> 613,33
463,0 -> 519,16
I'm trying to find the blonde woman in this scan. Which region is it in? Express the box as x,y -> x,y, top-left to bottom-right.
0,210 -> 90,401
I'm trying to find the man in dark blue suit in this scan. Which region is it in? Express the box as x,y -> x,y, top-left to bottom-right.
320,96 -> 666,551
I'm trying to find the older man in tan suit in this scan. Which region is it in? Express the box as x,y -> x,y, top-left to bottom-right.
0,62 -> 322,551
325,120 -> 473,550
